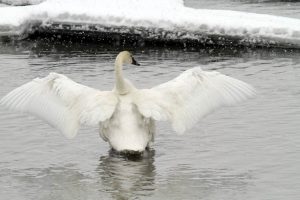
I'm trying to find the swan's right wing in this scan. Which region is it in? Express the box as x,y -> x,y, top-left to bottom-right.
0,73 -> 118,138
134,67 -> 255,134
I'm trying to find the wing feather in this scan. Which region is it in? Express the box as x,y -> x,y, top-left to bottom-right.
0,73 -> 118,138
134,67 -> 255,134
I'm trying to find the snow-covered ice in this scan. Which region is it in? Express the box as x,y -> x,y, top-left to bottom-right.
1,0 -> 300,48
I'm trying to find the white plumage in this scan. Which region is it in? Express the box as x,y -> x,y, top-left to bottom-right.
0,73 -> 117,138
134,67 -> 255,134
0,51 -> 255,153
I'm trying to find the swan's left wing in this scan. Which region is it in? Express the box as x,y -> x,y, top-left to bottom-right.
134,67 -> 255,134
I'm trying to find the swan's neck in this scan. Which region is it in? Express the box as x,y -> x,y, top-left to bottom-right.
114,60 -> 128,95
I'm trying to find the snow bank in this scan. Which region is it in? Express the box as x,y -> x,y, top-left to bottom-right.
1,0 -> 300,48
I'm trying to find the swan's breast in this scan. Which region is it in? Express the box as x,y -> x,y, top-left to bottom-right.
99,95 -> 154,151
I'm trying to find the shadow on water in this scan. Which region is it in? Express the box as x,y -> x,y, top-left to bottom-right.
96,149 -> 156,200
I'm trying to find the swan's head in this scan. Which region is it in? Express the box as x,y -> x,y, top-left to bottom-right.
116,51 -> 140,66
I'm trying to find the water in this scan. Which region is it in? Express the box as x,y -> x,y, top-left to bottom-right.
0,1 -> 300,200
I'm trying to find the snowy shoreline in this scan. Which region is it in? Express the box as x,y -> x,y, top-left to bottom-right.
1,0 -> 300,48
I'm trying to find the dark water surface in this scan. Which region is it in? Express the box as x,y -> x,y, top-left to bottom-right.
0,41 -> 299,200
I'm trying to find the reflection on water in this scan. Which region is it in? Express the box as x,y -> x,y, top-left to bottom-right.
2,150 -> 254,200
97,150 -> 156,199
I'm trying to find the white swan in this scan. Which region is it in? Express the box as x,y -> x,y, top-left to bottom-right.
0,51 -> 255,153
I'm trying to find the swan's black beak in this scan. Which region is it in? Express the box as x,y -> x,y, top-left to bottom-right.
132,57 -> 140,66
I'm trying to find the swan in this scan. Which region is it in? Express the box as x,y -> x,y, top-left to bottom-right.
0,51 -> 255,154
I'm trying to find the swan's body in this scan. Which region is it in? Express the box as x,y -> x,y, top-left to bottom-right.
99,88 -> 155,152
0,51 -> 255,153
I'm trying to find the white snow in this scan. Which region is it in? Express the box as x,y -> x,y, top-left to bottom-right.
0,0 -> 300,47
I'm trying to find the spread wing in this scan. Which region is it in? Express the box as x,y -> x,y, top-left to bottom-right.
134,67 -> 255,134
0,73 -> 118,138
